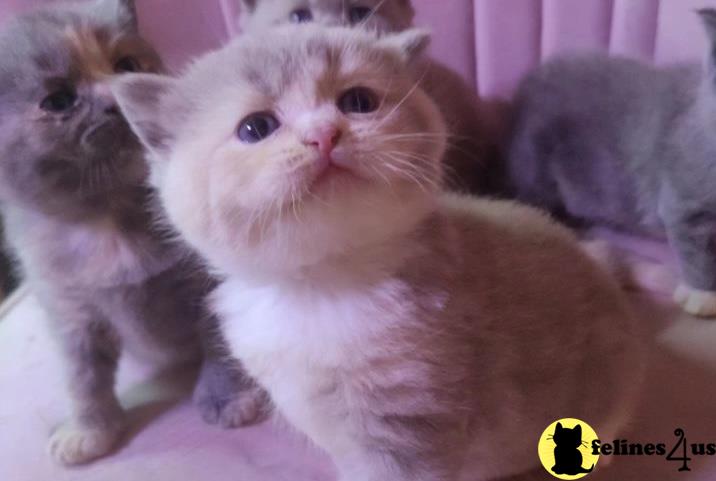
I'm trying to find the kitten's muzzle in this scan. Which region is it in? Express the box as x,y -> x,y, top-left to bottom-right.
303,125 -> 342,159
81,111 -> 138,153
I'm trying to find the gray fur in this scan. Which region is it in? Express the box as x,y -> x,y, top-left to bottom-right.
506,10 -> 716,297
0,0 -> 265,465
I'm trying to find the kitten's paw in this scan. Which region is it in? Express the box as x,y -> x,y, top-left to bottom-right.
48,421 -> 125,465
674,284 -> 716,317
195,358 -> 272,428
196,385 -> 271,428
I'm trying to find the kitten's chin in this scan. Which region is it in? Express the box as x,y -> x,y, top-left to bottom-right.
212,184 -> 436,278
305,163 -> 365,198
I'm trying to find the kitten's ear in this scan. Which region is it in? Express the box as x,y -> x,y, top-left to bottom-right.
96,0 -> 138,31
574,424 -> 582,436
699,8 -> 716,42
555,422 -> 563,432
380,28 -> 431,63
698,9 -> 716,80
240,0 -> 258,13
112,73 -> 176,160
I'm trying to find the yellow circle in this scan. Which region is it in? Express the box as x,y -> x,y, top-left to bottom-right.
538,418 -> 600,480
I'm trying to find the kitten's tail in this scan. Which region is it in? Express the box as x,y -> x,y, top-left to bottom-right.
580,239 -> 677,296
581,464 -> 595,473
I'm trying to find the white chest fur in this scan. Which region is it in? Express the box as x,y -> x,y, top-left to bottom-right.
213,274 -> 414,450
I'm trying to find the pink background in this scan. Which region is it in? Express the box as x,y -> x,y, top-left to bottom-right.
2,0 -> 716,97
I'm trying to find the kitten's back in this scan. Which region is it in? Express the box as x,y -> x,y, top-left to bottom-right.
514,55 -> 697,150
505,54 -> 699,232
401,195 -> 646,479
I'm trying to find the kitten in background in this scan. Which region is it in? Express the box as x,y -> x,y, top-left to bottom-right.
0,0 -> 266,465
0,219 -> 19,298
238,0 -> 507,194
506,9 -> 716,318
115,25 -> 644,480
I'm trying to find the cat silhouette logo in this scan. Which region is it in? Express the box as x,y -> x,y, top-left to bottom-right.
538,418 -> 600,479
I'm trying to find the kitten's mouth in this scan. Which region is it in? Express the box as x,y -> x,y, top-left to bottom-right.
310,161 -> 353,189
305,154 -> 366,195
82,118 -> 137,152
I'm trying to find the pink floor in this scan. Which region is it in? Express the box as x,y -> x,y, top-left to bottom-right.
3,233 -> 716,481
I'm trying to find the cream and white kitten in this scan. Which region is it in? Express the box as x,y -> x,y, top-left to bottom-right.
114,26 -> 644,481
238,0 -> 506,194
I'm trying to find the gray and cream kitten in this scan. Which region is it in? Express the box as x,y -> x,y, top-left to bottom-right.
115,25 -> 644,481
0,0 -> 265,465
238,0 -> 505,194
506,9 -> 716,318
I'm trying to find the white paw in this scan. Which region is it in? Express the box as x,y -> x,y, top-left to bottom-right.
48,421 -> 124,465
674,284 -> 716,318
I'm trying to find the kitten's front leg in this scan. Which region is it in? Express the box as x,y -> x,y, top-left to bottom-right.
47,312 -> 126,465
661,205 -> 716,317
193,317 -> 271,428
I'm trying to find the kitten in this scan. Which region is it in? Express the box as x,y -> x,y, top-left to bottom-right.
0,0 -> 265,465
115,25 -> 644,481
505,9 -> 716,317
238,0 -> 506,194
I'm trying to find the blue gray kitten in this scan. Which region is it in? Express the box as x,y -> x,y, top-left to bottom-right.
0,0 -> 266,465
506,9 -> 716,317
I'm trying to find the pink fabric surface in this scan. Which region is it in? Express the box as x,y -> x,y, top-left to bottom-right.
474,0 -> 542,100
413,0 -> 476,89
541,0 -> 614,58
136,1 -> 229,72
610,0 -> 659,60
0,0 -> 48,13
655,0 -> 714,64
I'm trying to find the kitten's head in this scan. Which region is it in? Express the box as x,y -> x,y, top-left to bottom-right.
0,0 -> 162,220
114,26 -> 446,274
553,423 -> 583,448
239,0 -> 414,34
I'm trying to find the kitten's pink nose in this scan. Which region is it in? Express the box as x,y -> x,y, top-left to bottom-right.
304,126 -> 342,157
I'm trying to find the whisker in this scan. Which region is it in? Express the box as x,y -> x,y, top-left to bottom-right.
379,153 -> 439,193
359,0 -> 388,29
374,72 -> 427,130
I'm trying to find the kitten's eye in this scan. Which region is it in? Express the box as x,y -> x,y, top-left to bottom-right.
349,6 -> 373,23
338,87 -> 378,114
40,88 -> 78,113
114,56 -> 141,73
238,112 -> 281,143
290,8 -> 313,23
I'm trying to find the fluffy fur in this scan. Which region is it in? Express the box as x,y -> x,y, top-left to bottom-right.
505,9 -> 716,317
115,25 -> 644,481
0,0 -> 265,465
238,0 -> 506,193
